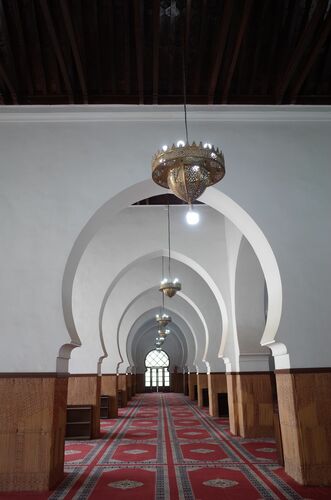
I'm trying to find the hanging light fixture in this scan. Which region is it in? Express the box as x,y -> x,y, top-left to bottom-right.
152,35 -> 225,208
159,204 -> 181,298
156,256 -> 172,325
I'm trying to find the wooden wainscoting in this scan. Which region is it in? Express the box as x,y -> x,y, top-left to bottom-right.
67,375 -> 101,439
276,369 -> 331,486
0,374 -> 67,492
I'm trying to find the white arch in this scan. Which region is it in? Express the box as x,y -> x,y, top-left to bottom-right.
127,308 -> 196,372
97,250 -> 227,371
62,178 -> 283,370
114,287 -> 207,372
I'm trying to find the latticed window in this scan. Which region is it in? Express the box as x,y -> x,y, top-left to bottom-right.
145,350 -> 170,388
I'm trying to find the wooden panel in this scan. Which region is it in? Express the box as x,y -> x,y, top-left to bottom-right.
236,373 -> 274,438
67,375 -> 101,439
188,373 -> 197,401
171,373 -> 183,393
197,374 -> 208,407
126,374 -> 132,400
208,373 -> 227,417
183,372 -> 189,395
276,371 -> 331,486
101,374 -> 118,418
117,374 -> 128,407
135,373 -> 145,393
131,374 -> 136,396
226,373 -> 239,435
0,376 -> 67,491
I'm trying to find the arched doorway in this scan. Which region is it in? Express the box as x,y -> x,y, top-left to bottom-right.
145,349 -> 170,392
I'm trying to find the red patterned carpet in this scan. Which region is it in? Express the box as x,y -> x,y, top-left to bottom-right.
1,393 -> 331,499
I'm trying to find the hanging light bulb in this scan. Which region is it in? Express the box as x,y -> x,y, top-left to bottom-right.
186,204 -> 200,225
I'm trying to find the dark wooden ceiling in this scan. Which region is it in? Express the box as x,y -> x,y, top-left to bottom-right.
0,0 -> 330,106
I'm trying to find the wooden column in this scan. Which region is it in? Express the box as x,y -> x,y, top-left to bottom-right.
233,372 -> 274,438
135,373 -> 145,393
197,373 -> 208,407
118,374 -> 128,407
67,375 -> 101,439
101,374 -> 118,418
276,369 -> 331,486
226,373 -> 239,435
208,372 -> 227,417
188,373 -> 197,401
0,374 -> 67,492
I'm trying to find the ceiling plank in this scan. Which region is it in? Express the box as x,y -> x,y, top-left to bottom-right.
220,0 -> 253,103
168,0 -> 177,96
38,0 -> 73,103
133,0 -> 144,104
275,0 -> 328,103
208,0 -> 233,104
7,0 -> 33,96
0,0 -> 18,95
59,0 -> 88,103
0,61 -> 17,103
289,10 -> 331,103
247,0 -> 269,96
152,0 -> 160,104
193,0 -> 208,95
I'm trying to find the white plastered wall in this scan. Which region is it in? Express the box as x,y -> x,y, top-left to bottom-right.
0,106 -> 330,371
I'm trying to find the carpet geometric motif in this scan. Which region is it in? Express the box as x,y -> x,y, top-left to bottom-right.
3,393 -> 331,499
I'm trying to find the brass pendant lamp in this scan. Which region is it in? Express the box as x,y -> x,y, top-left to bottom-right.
152,34 -> 225,207
159,205 -> 181,298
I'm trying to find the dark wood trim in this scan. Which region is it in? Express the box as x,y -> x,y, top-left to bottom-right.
69,373 -> 101,377
208,372 -> 226,375
0,372 -> 68,378
101,373 -> 117,376
228,371 -> 273,375
275,367 -> 331,374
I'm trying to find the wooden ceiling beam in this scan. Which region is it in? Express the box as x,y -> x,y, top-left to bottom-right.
275,0 -> 328,103
152,0 -> 160,104
38,0 -> 74,103
289,10 -> 331,103
59,0 -> 88,103
220,0 -> 253,103
133,0 -> 144,104
208,0 -> 233,104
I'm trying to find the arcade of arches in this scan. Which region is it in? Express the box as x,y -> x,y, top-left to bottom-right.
0,106 -> 331,496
